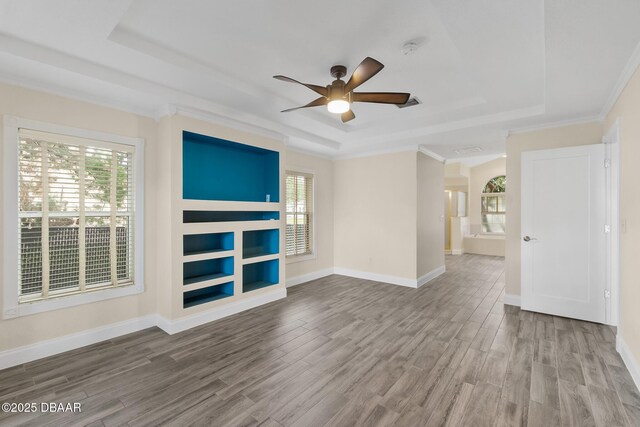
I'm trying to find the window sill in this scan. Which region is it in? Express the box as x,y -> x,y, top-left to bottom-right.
3,282 -> 144,319
285,253 -> 317,265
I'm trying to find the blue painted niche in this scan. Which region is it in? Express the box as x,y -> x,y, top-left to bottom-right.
183,281 -> 234,308
243,229 -> 279,259
183,131 -> 279,202
243,259 -> 279,293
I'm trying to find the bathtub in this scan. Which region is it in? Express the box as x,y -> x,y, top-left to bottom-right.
463,234 -> 505,257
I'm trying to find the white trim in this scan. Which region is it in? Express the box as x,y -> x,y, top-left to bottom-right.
451,249 -> 464,255
284,168 -> 316,261
444,250 -> 452,255
334,146 -> 418,161
603,120 -> 621,326
286,253 -> 317,265
0,315 -> 157,370
157,288 -> 286,335
2,115 -> 145,319
4,285 -> 145,319
284,145 -> 333,160
286,268 -> 334,288
417,265 -> 446,288
418,146 -> 446,163
617,334 -> 640,394
3,116 -> 20,319
171,105 -> 287,145
333,267 -> 417,288
600,38 -> 640,119
508,115 -> 602,136
503,293 -> 521,306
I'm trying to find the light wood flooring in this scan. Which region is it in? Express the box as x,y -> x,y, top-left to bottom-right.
1,254 -> 639,426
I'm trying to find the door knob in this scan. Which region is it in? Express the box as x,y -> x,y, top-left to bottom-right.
523,236 -> 537,242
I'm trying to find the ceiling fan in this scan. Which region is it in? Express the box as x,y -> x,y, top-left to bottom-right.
274,57 -> 410,123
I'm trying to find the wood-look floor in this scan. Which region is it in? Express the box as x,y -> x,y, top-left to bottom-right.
1,254 -> 639,426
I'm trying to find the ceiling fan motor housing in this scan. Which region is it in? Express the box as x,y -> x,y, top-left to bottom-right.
328,79 -> 347,101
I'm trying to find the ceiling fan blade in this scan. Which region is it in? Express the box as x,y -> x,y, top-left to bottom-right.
344,57 -> 384,93
341,110 -> 355,123
281,96 -> 327,112
273,75 -> 328,97
352,92 -> 410,105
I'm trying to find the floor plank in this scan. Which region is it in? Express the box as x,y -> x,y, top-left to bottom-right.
0,254 -> 637,426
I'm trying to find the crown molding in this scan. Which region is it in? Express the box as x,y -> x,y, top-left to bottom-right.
284,144 -> 334,160
0,72 -> 158,120
170,105 -> 288,143
507,114 -> 602,136
599,38 -> 640,119
418,146 -> 446,163
333,145 -> 420,161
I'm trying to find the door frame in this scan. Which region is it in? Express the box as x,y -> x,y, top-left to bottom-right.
603,119 -> 621,326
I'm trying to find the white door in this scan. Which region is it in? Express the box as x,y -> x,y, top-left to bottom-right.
521,144 -> 606,323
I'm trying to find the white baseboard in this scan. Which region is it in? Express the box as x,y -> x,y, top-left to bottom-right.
617,334 -> 640,393
417,265 -> 446,288
156,287 -> 287,335
503,293 -> 521,307
333,267 -> 418,288
444,250 -> 452,255
451,249 -> 464,255
0,314 -> 158,370
286,268 -> 334,288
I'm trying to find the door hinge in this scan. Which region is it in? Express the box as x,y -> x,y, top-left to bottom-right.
604,158 -> 611,168
604,224 -> 611,233
604,289 -> 611,299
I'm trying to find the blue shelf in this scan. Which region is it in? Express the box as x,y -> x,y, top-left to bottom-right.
183,257 -> 234,286
183,131 -> 279,202
243,259 -> 279,293
183,281 -> 234,308
183,211 -> 279,223
183,232 -> 234,256
243,229 -> 279,259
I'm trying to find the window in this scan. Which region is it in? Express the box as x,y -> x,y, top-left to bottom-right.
481,175 -> 506,233
3,117 -> 144,317
285,171 -> 313,257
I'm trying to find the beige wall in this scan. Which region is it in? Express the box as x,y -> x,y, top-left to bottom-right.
605,65 -> 640,367
469,157 -> 506,234
285,149 -> 334,281
334,151 -> 418,280
444,163 -> 470,193
417,153 -> 445,277
0,82 -> 158,351
504,122 -> 603,297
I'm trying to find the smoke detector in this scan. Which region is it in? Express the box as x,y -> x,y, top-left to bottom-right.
401,41 -> 420,56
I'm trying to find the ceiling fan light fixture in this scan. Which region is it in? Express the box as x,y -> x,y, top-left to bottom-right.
327,99 -> 350,114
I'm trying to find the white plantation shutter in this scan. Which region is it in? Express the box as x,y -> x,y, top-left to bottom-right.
17,129 -> 136,302
285,172 -> 313,256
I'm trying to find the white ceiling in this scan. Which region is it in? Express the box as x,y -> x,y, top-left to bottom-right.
0,0 -> 639,159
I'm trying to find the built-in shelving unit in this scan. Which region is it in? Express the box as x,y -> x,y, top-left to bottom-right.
180,130 -> 284,311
